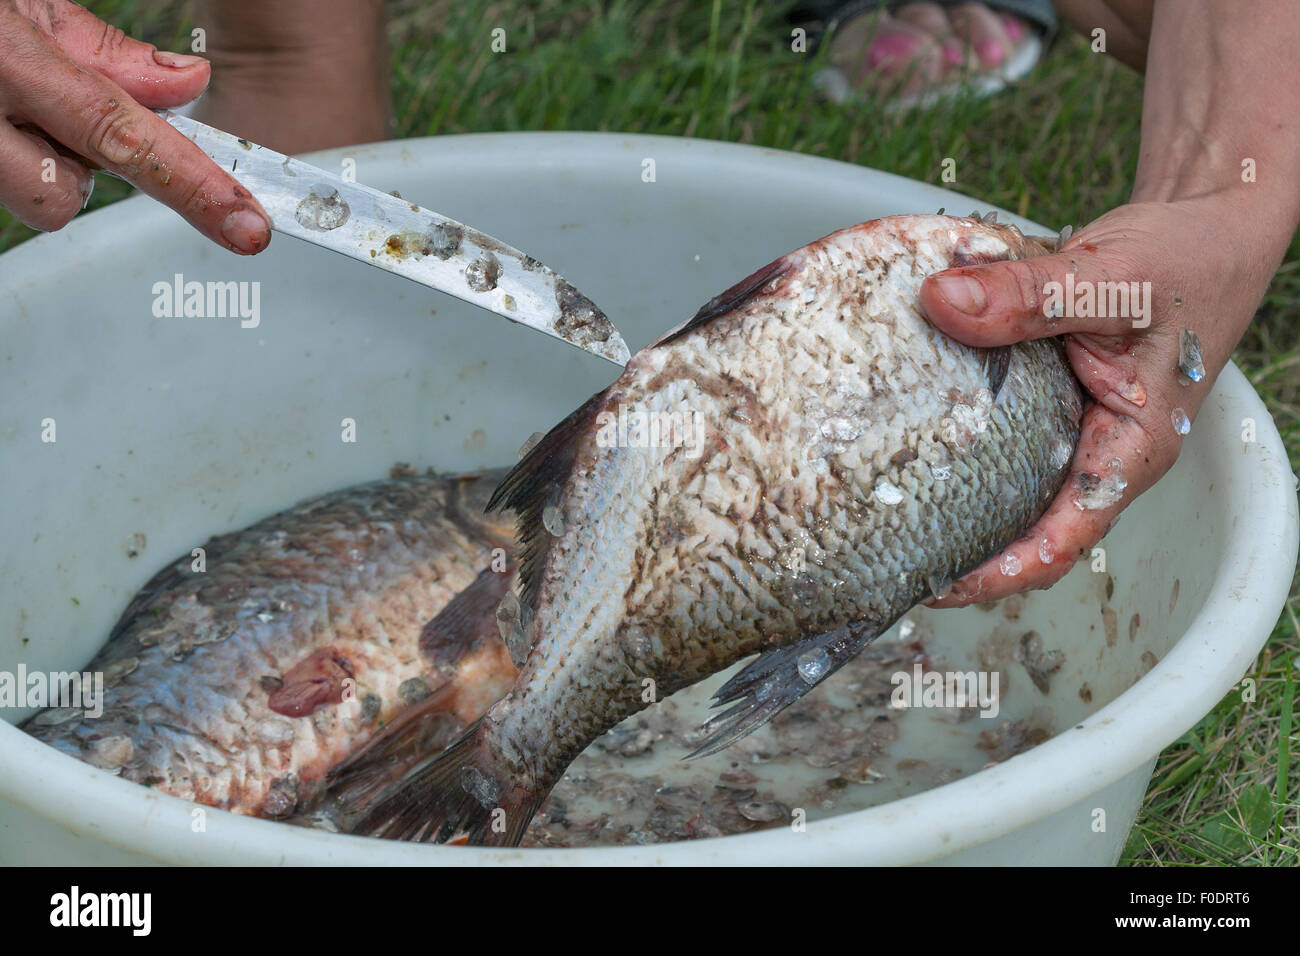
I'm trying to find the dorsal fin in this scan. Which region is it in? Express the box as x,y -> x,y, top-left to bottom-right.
486,392 -> 605,615
654,256 -> 791,348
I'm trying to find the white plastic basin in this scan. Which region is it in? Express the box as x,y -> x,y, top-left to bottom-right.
1,133 -> 1295,865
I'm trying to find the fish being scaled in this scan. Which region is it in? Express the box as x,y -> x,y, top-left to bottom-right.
345,213 -> 1085,846
23,470 -> 519,819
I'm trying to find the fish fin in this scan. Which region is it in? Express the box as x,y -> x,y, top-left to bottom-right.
686,619 -> 886,760
486,393 -> 604,615
451,468 -> 517,541
653,256 -> 792,348
346,718 -> 543,846
984,347 -> 1011,399
419,565 -> 516,669
325,682 -> 462,813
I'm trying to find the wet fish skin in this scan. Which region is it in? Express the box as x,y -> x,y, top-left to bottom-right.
352,214 -> 1084,846
24,471 -> 518,819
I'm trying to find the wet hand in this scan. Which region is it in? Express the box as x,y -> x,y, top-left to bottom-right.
0,0 -> 270,253
918,198 -> 1288,606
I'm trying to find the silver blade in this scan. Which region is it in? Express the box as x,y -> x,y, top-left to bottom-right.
165,112 -> 630,366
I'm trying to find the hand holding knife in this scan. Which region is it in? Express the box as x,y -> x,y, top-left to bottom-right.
160,112 -> 630,367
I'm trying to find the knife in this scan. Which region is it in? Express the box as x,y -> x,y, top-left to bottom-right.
162,112 -> 630,366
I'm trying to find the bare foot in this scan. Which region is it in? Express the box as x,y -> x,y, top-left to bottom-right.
822,1 -> 1036,101
190,0 -> 392,154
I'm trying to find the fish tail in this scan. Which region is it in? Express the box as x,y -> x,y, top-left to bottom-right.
349,718 -> 541,847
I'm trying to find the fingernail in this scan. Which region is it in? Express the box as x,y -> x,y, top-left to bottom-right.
153,50 -> 207,69
222,208 -> 271,254
933,273 -> 987,315
1116,379 -> 1147,408
80,174 -> 95,210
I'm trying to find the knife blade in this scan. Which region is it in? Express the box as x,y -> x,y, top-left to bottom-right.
164,112 -> 630,366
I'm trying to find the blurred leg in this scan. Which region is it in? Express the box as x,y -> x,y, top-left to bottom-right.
822,2 -> 1046,101
1052,0 -> 1153,71
192,0 -> 392,153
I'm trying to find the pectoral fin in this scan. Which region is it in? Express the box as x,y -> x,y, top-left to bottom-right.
686,618 -> 887,759
419,564 -> 516,670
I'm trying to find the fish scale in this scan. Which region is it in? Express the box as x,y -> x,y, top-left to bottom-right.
349,214 -> 1084,846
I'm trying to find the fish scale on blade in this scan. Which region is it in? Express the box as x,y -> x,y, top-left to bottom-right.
23,471 -> 520,819
347,214 -> 1084,847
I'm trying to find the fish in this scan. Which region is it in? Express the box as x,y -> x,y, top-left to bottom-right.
344,213 -> 1085,846
23,470 -> 520,819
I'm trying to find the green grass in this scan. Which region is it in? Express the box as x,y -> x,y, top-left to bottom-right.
4,0 -> 1297,864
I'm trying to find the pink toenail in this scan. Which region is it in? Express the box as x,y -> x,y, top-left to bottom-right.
977,38 -> 1005,66
1001,15 -> 1026,42
867,32 -> 920,68
941,39 -> 964,65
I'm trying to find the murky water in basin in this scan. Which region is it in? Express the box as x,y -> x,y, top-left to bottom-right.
518,613 -> 1055,848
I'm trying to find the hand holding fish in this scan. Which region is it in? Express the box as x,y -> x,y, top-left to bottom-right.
0,0 -> 271,253
920,0 -> 1300,608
